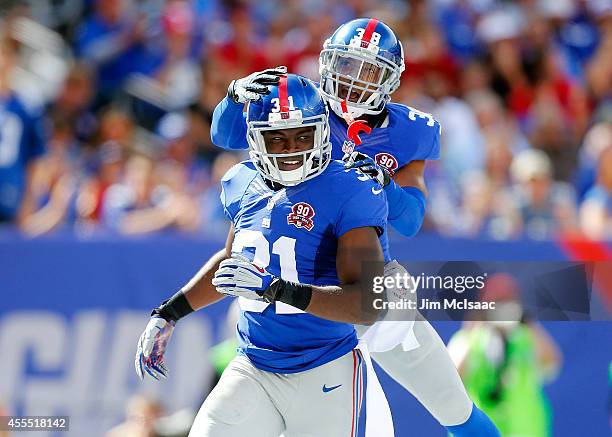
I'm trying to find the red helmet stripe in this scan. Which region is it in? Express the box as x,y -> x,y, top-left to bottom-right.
278,75 -> 290,113
361,18 -> 379,44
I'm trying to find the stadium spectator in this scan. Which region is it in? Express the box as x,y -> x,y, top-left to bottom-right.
585,9 -> 612,105
154,0 -> 201,109
105,394 -> 163,437
102,154 -> 199,235
123,0 -> 201,120
0,31 -> 46,226
435,0 -> 481,62
75,0 -> 158,106
76,141 -> 125,224
19,114 -> 80,236
467,90 -> 530,156
47,63 -> 97,145
287,13 -> 336,79
510,149 -> 578,239
96,108 -> 137,152
156,111 -> 208,185
186,101 -> 218,163
208,6 -> 270,81
451,118 -> 522,239
448,273 -> 562,437
429,72 -> 485,183
197,58 -> 227,115
455,170 -> 519,240
528,89 -> 581,183
478,8 -> 531,122
580,146 -> 612,240
575,122 -> 612,199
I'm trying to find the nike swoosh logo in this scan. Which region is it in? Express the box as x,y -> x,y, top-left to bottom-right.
372,187 -> 383,195
322,384 -> 342,393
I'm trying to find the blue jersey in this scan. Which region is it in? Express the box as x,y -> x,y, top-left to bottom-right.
0,94 -> 45,221
211,97 -> 441,176
328,103 -> 441,172
221,160 -> 389,373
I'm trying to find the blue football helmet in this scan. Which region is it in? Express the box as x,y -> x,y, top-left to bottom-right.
319,18 -> 405,118
246,74 -> 332,186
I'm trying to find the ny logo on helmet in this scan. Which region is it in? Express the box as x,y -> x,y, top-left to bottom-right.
287,202 -> 315,231
350,28 -> 381,52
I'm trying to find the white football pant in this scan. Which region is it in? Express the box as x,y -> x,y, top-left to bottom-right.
357,313 -> 473,426
189,350 -> 366,437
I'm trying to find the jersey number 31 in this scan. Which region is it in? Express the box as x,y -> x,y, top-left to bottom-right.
232,230 -> 301,314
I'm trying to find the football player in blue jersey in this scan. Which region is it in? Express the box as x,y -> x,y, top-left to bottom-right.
136,75 -> 395,436
0,34 -> 46,224
209,18 -> 500,437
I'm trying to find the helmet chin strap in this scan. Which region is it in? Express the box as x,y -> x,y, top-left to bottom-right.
329,98 -> 384,119
331,100 -> 366,118
339,99 -> 372,146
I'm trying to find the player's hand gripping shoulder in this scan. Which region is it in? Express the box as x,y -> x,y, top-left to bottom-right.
213,257 -> 313,310
135,316 -> 174,380
227,66 -> 287,104
343,151 -> 391,187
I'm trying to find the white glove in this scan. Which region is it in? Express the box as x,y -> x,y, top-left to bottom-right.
384,260 -> 414,300
212,257 -> 275,300
135,316 -> 175,380
227,66 -> 287,104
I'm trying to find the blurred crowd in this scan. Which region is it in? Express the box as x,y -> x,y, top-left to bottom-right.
0,0 -> 610,240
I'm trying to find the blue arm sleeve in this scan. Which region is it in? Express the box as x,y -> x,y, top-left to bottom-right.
210,96 -> 249,150
383,181 -> 426,237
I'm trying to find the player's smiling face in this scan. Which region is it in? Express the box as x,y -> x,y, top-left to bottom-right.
262,126 -> 315,171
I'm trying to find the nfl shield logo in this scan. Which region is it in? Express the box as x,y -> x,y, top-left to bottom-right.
342,140 -> 355,155
287,202 -> 315,231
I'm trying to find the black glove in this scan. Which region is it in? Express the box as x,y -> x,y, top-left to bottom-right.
343,151 -> 392,187
227,66 -> 287,104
